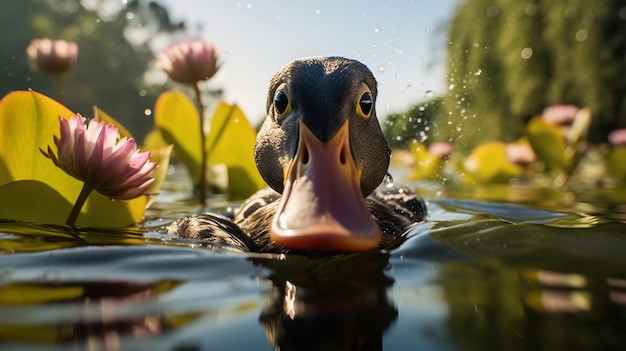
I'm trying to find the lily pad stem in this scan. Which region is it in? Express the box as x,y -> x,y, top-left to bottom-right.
55,74 -> 66,106
66,183 -> 94,226
193,82 -> 208,207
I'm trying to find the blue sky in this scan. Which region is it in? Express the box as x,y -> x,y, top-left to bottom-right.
160,0 -> 459,123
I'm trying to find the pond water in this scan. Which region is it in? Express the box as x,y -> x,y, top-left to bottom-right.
0,176 -> 625,350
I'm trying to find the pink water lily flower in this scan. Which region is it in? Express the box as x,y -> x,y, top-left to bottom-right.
26,38 -> 79,75
542,105 -> 579,126
42,115 -> 156,225
157,40 -> 219,84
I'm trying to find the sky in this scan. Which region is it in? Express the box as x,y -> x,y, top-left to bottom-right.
159,0 -> 459,124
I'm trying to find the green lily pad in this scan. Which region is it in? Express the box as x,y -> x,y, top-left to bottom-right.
0,90 -> 76,194
153,91 -> 203,185
607,147 -> 626,181
153,92 -> 265,200
0,180 -> 146,226
525,116 -> 566,172
406,141 -> 443,180
0,90 -> 148,226
464,141 -> 522,183
206,102 -> 266,199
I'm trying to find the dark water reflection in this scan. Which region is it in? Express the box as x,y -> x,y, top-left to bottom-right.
0,198 -> 625,350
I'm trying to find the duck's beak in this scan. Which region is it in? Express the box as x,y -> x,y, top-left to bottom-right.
270,119 -> 381,251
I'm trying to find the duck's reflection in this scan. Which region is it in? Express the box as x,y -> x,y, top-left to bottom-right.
251,252 -> 398,351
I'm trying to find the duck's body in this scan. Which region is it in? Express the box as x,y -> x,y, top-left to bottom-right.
169,57 -> 426,254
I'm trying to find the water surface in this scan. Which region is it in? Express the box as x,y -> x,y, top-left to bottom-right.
0,185 -> 625,350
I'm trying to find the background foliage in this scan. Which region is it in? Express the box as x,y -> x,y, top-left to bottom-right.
386,0 -> 626,151
0,0 -> 190,140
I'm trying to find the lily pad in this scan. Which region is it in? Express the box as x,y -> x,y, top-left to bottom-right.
0,90 -> 149,226
153,92 -> 265,200
607,147 -> 626,181
153,91 -> 203,185
0,90 -> 76,193
464,141 -> 522,183
206,102 -> 266,199
525,116 -> 566,172
406,141 -> 443,180
0,180 -> 145,226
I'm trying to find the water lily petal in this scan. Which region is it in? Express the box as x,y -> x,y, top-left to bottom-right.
44,114 -> 155,201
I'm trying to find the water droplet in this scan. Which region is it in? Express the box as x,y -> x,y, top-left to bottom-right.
373,27 -> 380,33
474,69 -> 482,76
520,47 -> 533,59
448,84 -> 455,90
425,90 -> 433,98
383,173 -> 394,187
315,9 -> 320,15
378,65 -> 385,72
144,108 -> 152,116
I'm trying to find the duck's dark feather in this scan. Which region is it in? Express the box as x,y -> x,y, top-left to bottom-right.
169,185 -> 426,254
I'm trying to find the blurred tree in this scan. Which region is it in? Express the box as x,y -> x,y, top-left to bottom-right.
0,0 -> 188,141
383,97 -> 444,149
442,0 -> 626,148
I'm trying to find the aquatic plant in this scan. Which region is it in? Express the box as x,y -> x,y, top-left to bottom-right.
157,39 -> 219,84
26,38 -> 78,104
0,91 -> 167,226
41,115 -> 156,225
151,40 -> 264,204
156,40 -> 218,207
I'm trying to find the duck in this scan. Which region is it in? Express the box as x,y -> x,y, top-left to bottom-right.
168,57 -> 426,254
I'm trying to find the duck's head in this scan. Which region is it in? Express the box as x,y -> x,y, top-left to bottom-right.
255,57 -> 391,252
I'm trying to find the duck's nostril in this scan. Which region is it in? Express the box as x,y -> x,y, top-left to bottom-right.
339,146 -> 347,165
301,145 -> 310,165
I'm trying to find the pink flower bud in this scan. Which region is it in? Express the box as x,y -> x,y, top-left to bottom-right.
506,142 -> 536,166
608,129 -> 626,147
542,105 -> 579,126
157,40 -> 219,84
26,38 -> 79,75
428,142 -> 454,158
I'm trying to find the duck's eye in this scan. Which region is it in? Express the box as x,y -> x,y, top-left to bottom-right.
356,91 -> 373,118
274,90 -> 291,117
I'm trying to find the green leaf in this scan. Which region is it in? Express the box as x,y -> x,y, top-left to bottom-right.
0,90 -> 148,226
525,116 -> 566,172
0,180 -> 146,226
143,128 -> 170,150
154,91 -> 202,184
0,180 -> 71,223
77,190 -> 147,227
607,147 -> 626,181
145,144 -> 174,207
206,102 -> 266,199
406,141 -> 443,180
464,141 -> 522,183
0,90 -> 76,193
